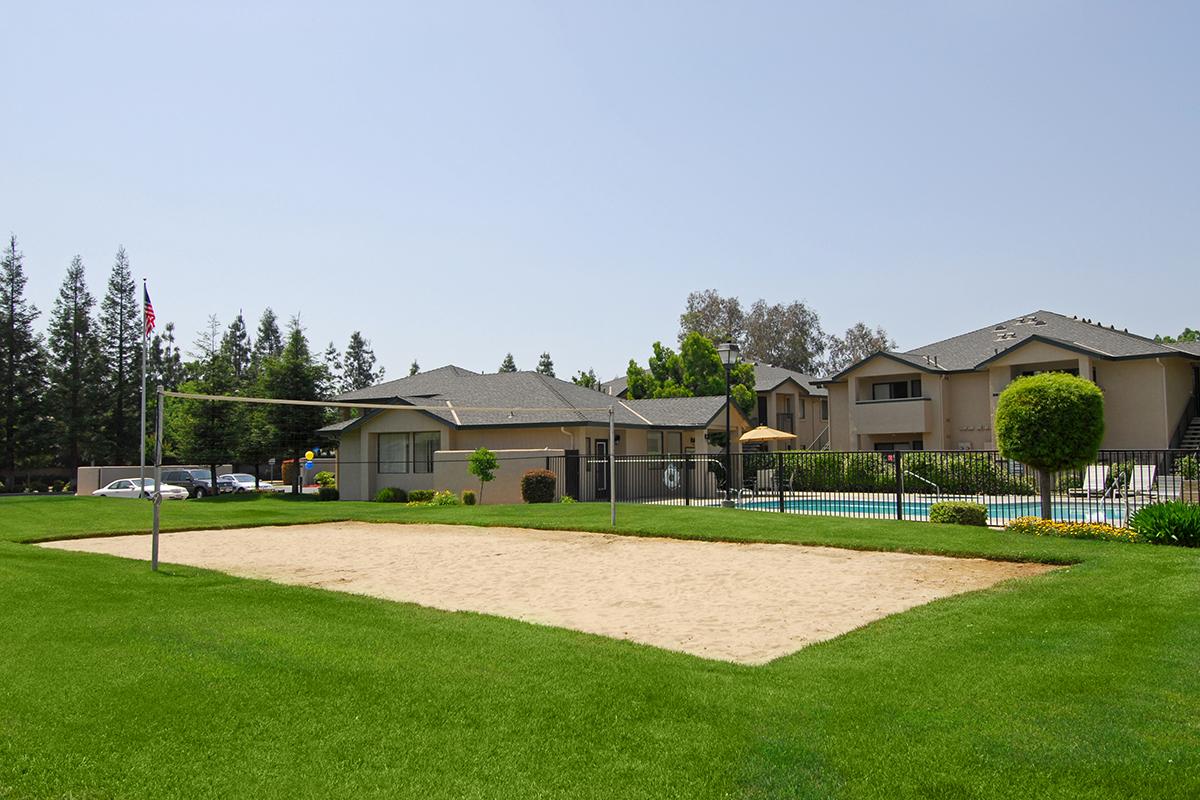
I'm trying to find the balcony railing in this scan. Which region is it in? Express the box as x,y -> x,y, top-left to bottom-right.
853,397 -> 933,434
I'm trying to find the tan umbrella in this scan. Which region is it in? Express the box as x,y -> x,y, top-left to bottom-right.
739,425 -> 798,444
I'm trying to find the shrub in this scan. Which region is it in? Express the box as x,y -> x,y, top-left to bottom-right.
62,482 -> 73,493
929,501 -> 988,526
461,490 -> 477,506
51,479 -> 65,493
995,373 -> 1105,518
520,469 -> 557,503
433,490 -> 460,506
407,489 -> 436,503
1176,455 -> 1200,481
560,495 -> 577,504
1006,516 -> 1140,543
316,487 -> 339,501
314,471 -> 336,489
374,487 -> 406,503
1129,502 -> 1200,548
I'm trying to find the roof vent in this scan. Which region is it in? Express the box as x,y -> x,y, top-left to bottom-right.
994,325 -> 1006,331
1034,320 -> 1046,326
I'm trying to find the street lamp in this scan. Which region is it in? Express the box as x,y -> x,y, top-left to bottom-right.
716,340 -> 740,507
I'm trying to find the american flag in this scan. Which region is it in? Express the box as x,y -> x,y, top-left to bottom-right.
144,286 -> 156,337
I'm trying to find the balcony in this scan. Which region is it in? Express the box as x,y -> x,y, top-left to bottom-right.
854,397 -> 933,435
776,413 -> 794,433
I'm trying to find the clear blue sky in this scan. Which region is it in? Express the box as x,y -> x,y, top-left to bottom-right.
5,2 -> 1197,381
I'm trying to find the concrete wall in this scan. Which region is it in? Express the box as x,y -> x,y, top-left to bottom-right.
827,383 -> 851,450
943,372 -> 993,450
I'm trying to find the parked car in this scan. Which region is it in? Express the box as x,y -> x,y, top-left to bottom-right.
160,468 -> 217,498
216,474 -> 249,493
223,473 -> 271,492
92,478 -> 188,500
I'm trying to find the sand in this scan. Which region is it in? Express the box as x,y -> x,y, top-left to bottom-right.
39,522 -> 1055,664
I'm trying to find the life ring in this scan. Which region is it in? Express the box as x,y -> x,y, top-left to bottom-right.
663,464 -> 681,489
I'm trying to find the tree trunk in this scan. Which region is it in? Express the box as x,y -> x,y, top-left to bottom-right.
1039,467 -> 1053,520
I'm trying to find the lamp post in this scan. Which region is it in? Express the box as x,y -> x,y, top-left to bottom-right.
716,340 -> 740,507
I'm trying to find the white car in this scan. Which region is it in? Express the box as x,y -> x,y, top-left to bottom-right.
224,473 -> 271,492
92,478 -> 189,500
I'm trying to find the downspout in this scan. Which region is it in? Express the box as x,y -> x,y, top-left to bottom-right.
1159,358 -> 1169,447
559,427 -> 575,450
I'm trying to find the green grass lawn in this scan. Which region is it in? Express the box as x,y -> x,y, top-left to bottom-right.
2,494 -> 1198,799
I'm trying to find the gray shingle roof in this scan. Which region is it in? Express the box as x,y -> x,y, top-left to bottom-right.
751,363 -> 828,397
322,367 -> 742,433
828,310 -> 1197,380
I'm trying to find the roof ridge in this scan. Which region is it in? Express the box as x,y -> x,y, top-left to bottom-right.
534,372 -> 590,422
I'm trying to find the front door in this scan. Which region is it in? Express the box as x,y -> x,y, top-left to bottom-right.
594,439 -> 609,500
564,449 -> 580,501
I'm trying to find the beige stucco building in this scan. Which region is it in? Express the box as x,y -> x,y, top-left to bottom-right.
822,311 -> 1200,452
321,366 -> 751,503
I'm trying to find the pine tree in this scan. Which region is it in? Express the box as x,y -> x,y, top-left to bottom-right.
251,307 -> 283,378
536,352 -> 555,377
178,316 -> 239,492
97,246 -> 142,464
0,236 -> 48,481
220,311 -> 253,384
409,360 -> 420,376
149,322 -> 185,390
321,341 -> 343,398
499,353 -> 517,373
264,317 -> 326,491
45,255 -> 102,471
343,331 -> 384,391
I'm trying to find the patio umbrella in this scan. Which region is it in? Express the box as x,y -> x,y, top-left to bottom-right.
739,425 -> 798,444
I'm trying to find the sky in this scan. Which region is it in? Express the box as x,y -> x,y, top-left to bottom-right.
4,1 -> 1197,382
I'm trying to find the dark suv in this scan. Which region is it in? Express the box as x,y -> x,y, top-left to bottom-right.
160,468 -> 215,498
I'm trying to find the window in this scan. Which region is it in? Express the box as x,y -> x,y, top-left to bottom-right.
798,400 -> 805,420
757,395 -> 768,426
647,431 -> 664,468
666,431 -> 682,453
378,433 -> 412,473
820,399 -> 828,421
910,378 -> 922,398
872,381 -> 910,400
414,432 -> 440,473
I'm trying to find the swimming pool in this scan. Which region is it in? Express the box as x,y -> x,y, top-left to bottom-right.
738,497 -> 1127,525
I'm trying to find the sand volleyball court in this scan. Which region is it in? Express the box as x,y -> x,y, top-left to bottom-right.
40,522 -> 1054,664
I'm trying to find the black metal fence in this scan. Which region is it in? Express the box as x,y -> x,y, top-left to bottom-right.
580,449 -> 1200,527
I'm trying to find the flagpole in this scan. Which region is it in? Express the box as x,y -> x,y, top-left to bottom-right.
139,278 -> 148,498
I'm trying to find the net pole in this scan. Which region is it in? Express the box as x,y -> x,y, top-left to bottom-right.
609,405 -> 616,527
151,384 -> 164,571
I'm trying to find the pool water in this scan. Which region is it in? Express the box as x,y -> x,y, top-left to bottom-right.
739,498 -> 1127,524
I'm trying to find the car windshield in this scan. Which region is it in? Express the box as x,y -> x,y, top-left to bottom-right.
232,474 -> 256,481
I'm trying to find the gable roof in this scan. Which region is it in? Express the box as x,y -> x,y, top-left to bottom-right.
826,310 -> 1197,381
599,376 -> 628,397
751,363 -> 828,397
322,367 -> 747,434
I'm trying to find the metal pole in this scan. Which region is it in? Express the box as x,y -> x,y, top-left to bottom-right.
152,385 -> 164,571
724,364 -> 733,507
139,279 -> 148,498
609,405 -> 616,527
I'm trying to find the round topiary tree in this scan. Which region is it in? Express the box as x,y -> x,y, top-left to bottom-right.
995,373 -> 1105,519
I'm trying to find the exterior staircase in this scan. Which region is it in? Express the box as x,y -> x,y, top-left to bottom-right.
1182,417 -> 1200,451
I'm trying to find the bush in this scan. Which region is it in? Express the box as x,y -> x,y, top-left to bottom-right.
374,487 -> 406,503
461,490 -> 477,505
432,490 -> 460,506
1006,516 -> 1140,543
1129,502 -> 1200,547
995,374 -> 1105,471
407,489 -> 436,503
560,495 -> 577,504
51,479 -> 65,493
929,501 -> 988,526
1176,455 -> 1200,480
520,469 -> 557,503
314,471 -> 336,489
62,482 -> 73,494
316,487 -> 339,501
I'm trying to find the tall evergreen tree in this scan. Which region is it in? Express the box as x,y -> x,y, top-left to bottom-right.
0,236 -> 48,481
178,316 -> 238,492
45,256 -> 101,470
499,353 -> 517,373
536,352 -> 555,377
148,322 -> 185,390
251,307 -> 283,377
409,360 -> 420,376
343,331 -> 384,391
220,311 -> 253,384
264,317 -> 326,491
321,341 -> 343,398
97,246 -> 142,464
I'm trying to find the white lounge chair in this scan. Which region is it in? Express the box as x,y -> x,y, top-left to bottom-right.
1126,464 -> 1157,497
1068,464 -> 1109,498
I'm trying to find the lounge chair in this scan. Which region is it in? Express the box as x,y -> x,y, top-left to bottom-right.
1068,464 -> 1109,498
1156,475 -> 1183,502
1126,464 -> 1157,497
